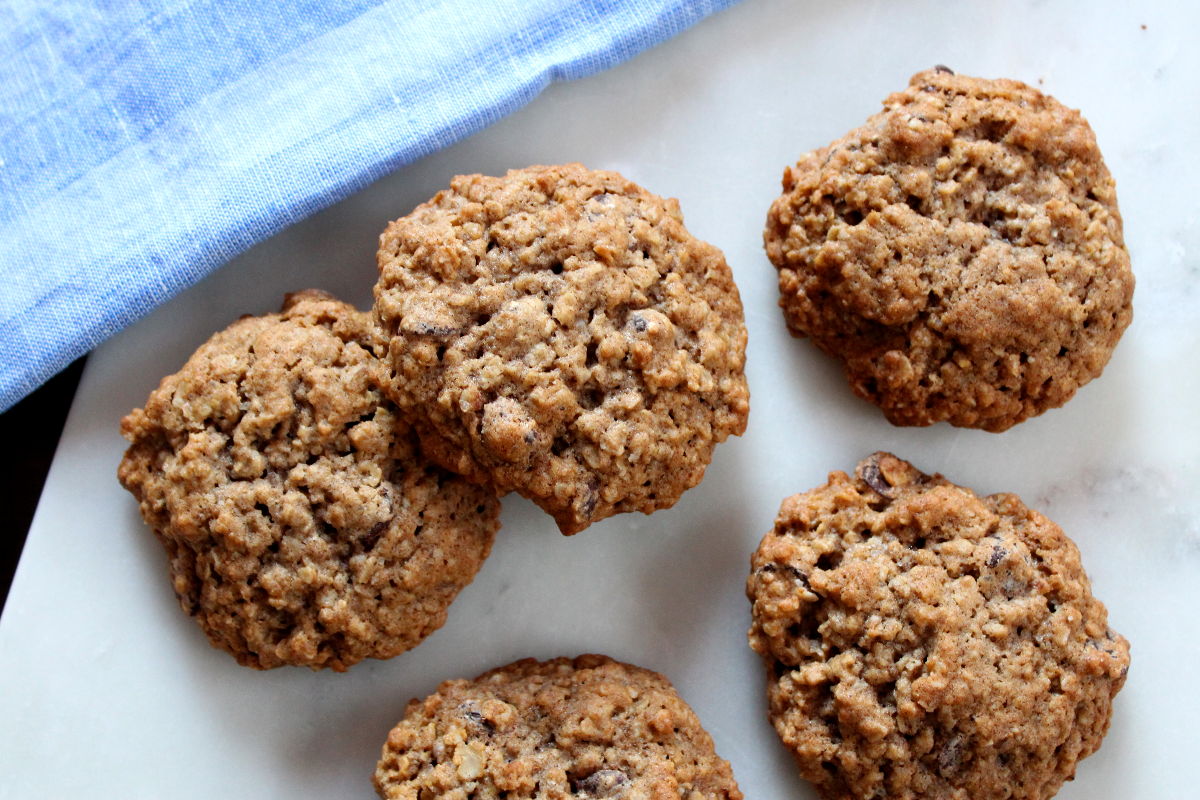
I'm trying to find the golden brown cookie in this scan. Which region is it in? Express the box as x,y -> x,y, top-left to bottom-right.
374,164 -> 750,534
764,68 -> 1134,431
118,290 -> 500,671
374,654 -> 743,799
746,452 -> 1129,800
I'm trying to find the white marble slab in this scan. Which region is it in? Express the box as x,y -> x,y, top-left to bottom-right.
2,0 -> 1196,797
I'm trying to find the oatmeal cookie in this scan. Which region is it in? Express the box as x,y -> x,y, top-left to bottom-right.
746,452 -> 1129,800
764,68 -> 1134,431
374,654 -> 742,799
118,290 -> 500,671
373,164 -> 749,534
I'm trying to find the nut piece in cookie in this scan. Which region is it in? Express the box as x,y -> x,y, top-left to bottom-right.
117,290 -> 500,671
746,452 -> 1129,800
374,654 -> 743,799
764,69 -> 1134,431
373,163 -> 750,534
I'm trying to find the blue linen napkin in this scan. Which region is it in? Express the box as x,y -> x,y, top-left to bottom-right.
0,0 -> 738,411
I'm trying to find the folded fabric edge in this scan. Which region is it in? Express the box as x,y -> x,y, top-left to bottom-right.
0,0 -> 742,413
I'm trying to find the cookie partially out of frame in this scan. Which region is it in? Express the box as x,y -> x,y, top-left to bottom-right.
764,68 -> 1134,431
374,654 -> 743,799
373,164 -> 750,534
746,452 -> 1129,800
118,290 -> 499,671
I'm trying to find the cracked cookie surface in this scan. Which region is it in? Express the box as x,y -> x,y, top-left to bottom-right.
764,69 -> 1134,431
746,452 -> 1129,800
118,290 -> 499,671
373,164 -> 749,534
374,654 -> 742,800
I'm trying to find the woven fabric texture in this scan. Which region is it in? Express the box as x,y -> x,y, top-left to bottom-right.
0,0 -> 736,410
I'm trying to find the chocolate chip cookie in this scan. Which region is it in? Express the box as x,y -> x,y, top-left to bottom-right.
118,290 -> 500,671
374,654 -> 742,799
746,452 -> 1129,800
764,68 -> 1134,431
374,164 -> 750,534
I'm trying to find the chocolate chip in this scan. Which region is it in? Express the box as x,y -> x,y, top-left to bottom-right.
571,769 -> 628,797
937,734 -> 965,776
630,315 -> 648,333
362,521 -> 387,551
857,457 -> 894,498
459,703 -> 495,734
934,64 -> 955,74
581,476 -> 600,518
412,321 -> 458,337
464,710 -> 494,733
986,545 -> 1007,568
